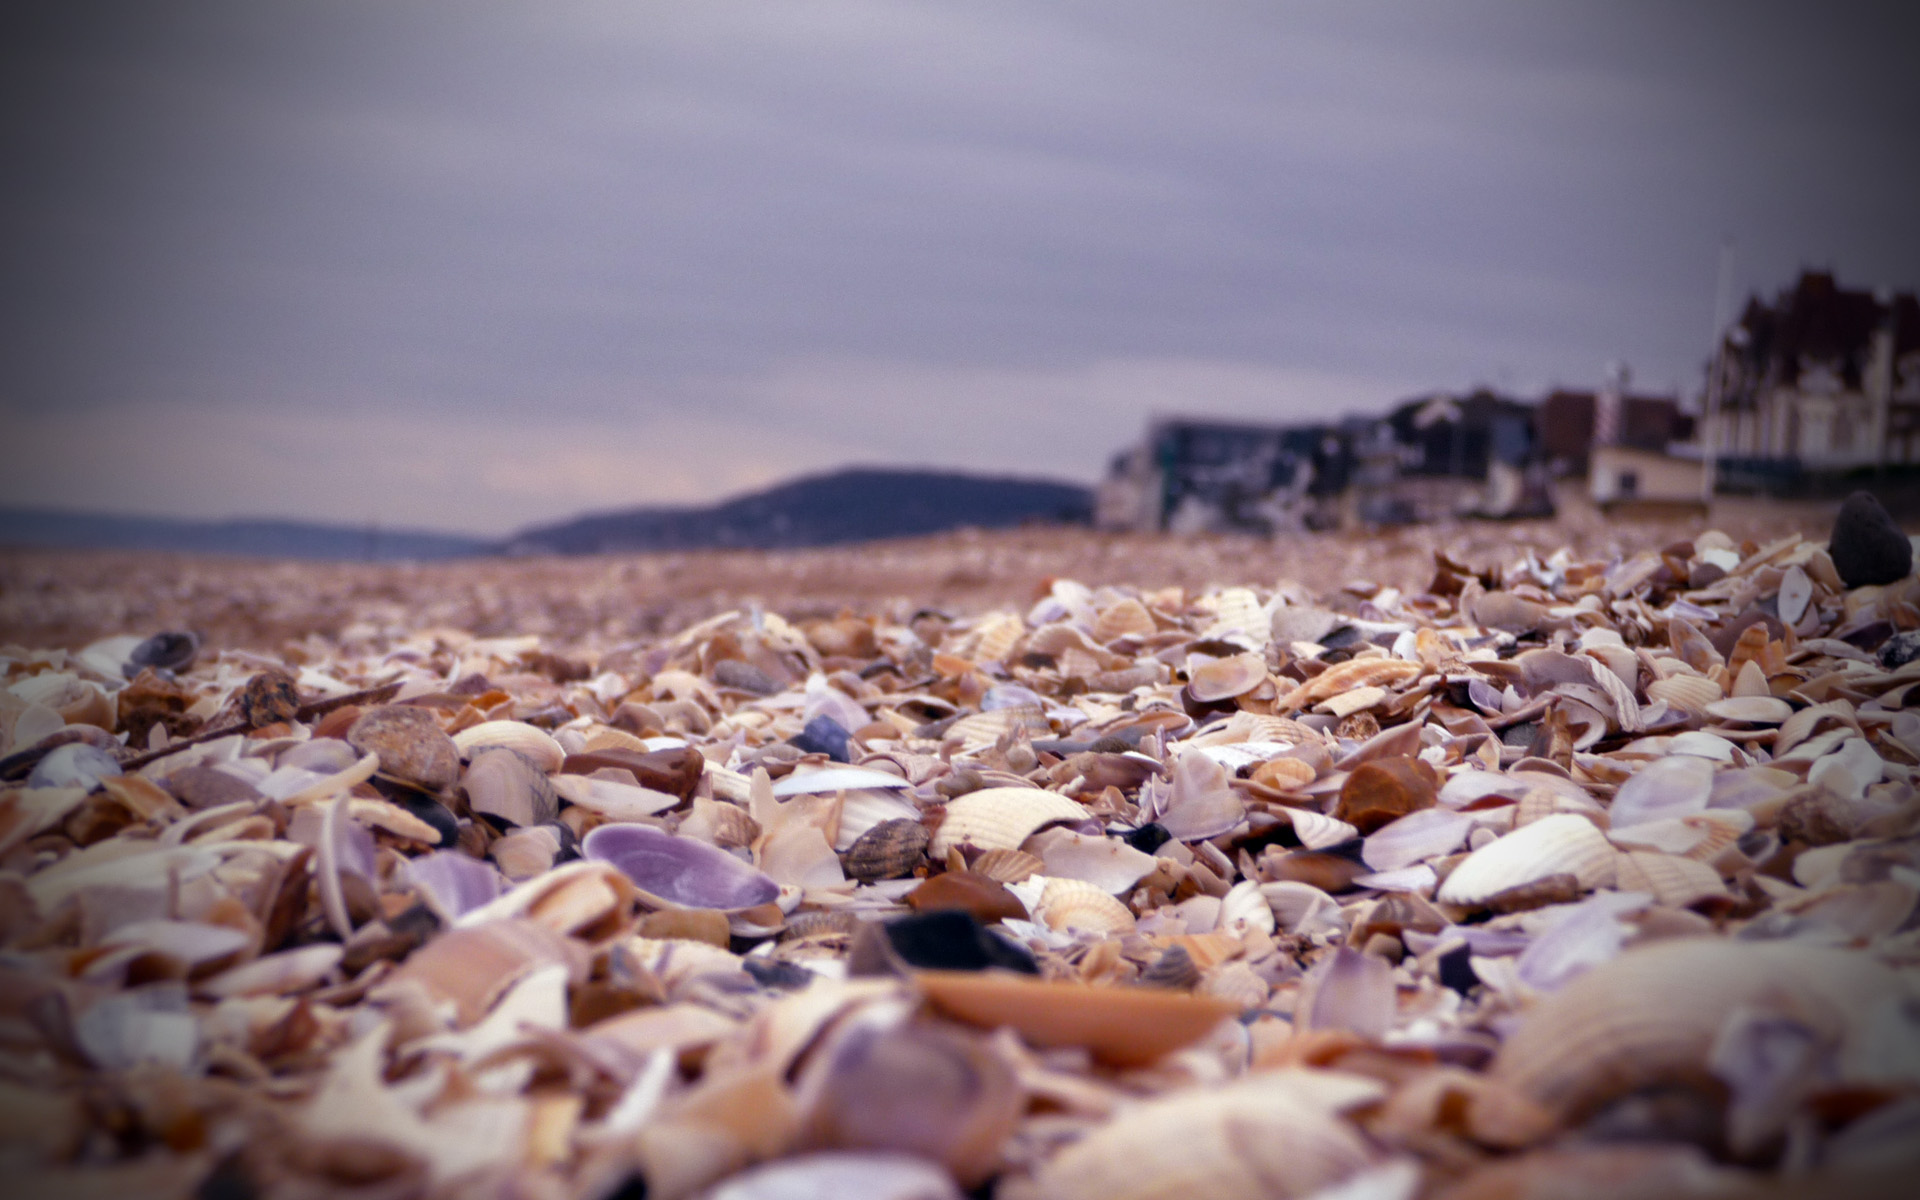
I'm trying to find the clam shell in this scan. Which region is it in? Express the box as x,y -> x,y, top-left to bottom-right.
1646,674 -> 1722,716
1023,827 -> 1158,893
1202,587 -> 1268,645
1613,851 -> 1728,908
1187,652 -> 1269,702
1277,658 -> 1422,711
1025,1070 -> 1383,1200
841,818 -> 930,883
1285,809 -> 1360,851
582,824 -> 780,912
1436,813 -> 1616,906
1250,757 -> 1317,791
912,970 -> 1237,1067
1704,696 -> 1793,725
1035,876 -> 1136,935
1488,938 -> 1903,1122
928,787 -> 1087,857
969,848 -> 1043,884
1609,755 -> 1714,830
1093,598 -> 1157,643
1777,565 -> 1814,625
551,774 -> 681,820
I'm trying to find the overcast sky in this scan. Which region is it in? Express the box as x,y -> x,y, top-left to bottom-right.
3,1 -> 1917,534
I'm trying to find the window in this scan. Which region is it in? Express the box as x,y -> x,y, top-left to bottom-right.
1618,471 -> 1639,497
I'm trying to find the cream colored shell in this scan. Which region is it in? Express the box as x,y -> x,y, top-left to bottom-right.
930,787 -> 1089,857
451,720 -> 566,772
1436,813 -> 1615,906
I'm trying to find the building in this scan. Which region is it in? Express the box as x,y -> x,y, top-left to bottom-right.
1094,417 -> 1351,533
1709,271 -> 1920,484
1590,444 -> 1708,516
1537,383 -> 1694,477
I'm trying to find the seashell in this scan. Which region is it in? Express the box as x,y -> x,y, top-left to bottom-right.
704,1152 -> 964,1200
905,871 -> 1027,924
832,789 -> 923,852
1436,813 -> 1616,906
1609,754 -> 1714,830
463,747 -> 559,828
842,818 -> 930,882
1361,807 -> 1473,873
1613,851 -> 1728,909
580,723 -> 652,755
1139,944 -> 1202,990
1317,685 -> 1386,718
956,612 -> 1024,663
375,918 -> 582,1027
27,742 -> 123,791
1283,808 -> 1360,851
1036,876 -> 1136,935
1488,938 -> 1905,1123
1155,751 -> 1247,841
1775,700 -> 1859,756
1472,591 -> 1547,633
1216,879 -> 1275,937
928,787 -> 1087,857
488,824 -> 572,881
196,943 -> 343,999
772,765 -> 913,796
1646,673 -> 1722,716
941,707 -> 1049,754
405,850 -> 506,920
793,1016 -> 1021,1189
969,848 -> 1043,884
1022,827 -> 1157,893
347,706 -> 460,791
1704,696 -> 1792,725
1187,652 -> 1268,702
1202,587 -> 1268,645
1277,658 -> 1422,712
1196,960 -> 1270,1010
1025,1069 -> 1383,1200
582,823 -> 780,912
1269,604 -> 1340,647
551,773 -> 682,820
1093,597 -> 1157,643
912,969 -> 1237,1067
1481,872 -> 1586,914
451,720 -> 566,772
1250,756 -> 1317,791
1333,756 -> 1438,834
562,745 -> 705,799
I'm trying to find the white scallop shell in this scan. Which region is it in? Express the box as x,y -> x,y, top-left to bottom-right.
1035,876 -> 1137,935
1436,813 -> 1616,906
929,787 -> 1089,857
1613,852 -> 1728,908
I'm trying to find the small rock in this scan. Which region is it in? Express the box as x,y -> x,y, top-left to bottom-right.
346,706 -> 460,791
1123,822 -> 1172,853
237,669 -> 302,729
1828,491 -> 1913,588
905,870 -> 1028,924
164,765 -> 262,810
791,714 -> 853,762
712,659 -> 779,695
855,910 -> 1038,975
1880,630 -> 1920,669
1334,755 -> 1439,834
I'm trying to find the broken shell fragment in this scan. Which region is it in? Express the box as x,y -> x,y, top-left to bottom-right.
913,970 -> 1237,1067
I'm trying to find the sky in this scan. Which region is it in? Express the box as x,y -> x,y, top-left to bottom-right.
3,1 -> 1917,535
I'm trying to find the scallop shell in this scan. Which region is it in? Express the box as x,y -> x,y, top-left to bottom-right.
928,787 -> 1088,857
942,707 -> 1050,754
1613,851 -> 1728,908
1093,598 -> 1157,643
1035,876 -> 1136,935
1704,696 -> 1792,725
1488,938 -> 1903,1122
451,721 -> 566,773
1277,658 -> 1422,712
956,613 -> 1024,664
969,848 -> 1043,884
1025,1070 -> 1383,1200
1646,674 -> 1722,716
1187,652 -> 1269,702
1436,813 -> 1616,906
841,818 -> 930,883
1202,587 -> 1268,645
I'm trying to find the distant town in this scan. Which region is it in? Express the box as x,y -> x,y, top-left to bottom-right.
1096,270 -> 1920,533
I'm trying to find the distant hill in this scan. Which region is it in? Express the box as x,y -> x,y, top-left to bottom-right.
0,508 -> 489,561
501,467 -> 1093,555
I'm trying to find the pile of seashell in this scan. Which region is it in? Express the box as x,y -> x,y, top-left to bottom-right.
2,496 -> 1918,1199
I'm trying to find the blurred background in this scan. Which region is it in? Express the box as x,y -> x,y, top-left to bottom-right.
1,1 -> 1917,560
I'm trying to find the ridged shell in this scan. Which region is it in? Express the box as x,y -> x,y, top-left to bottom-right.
1196,960 -> 1270,1010
1093,598 -> 1157,643
1488,939 -> 1902,1122
1036,876 -> 1136,935
1250,757 -> 1317,791
1613,851 -> 1728,908
1436,813 -> 1616,906
1646,674 -> 1722,716
970,847 -> 1044,883
929,787 -> 1088,857
1278,658 -> 1422,711
942,707 -> 1050,753
841,818 -> 930,882
1139,944 -> 1202,990
1187,652 -> 1269,702
1202,587 -> 1268,645
1026,1070 -> 1383,1200
1285,809 -> 1359,851
580,724 -> 651,754
956,613 -> 1024,664
451,721 -> 566,773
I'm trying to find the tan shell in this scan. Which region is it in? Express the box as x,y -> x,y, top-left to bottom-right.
1704,696 -> 1792,725
1036,876 -> 1136,935
1026,1070 -> 1383,1200
1278,658 -> 1422,711
1187,652 -> 1269,702
1202,587 -> 1268,645
1317,686 -> 1385,718
929,787 -> 1088,857
451,720 -> 566,773
1093,597 -> 1158,643
1250,757 -> 1317,791
1488,938 -> 1903,1122
580,724 -> 652,755
912,969 -> 1239,1068
1646,674 -> 1722,716
1613,851 -> 1728,908
1436,813 -> 1616,906
955,612 -> 1024,664
969,847 -> 1044,883
943,707 -> 1050,753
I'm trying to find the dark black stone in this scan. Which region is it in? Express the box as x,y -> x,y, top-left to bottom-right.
743,958 -> 816,990
1882,630 -> 1920,669
1829,491 -> 1913,588
790,714 -> 853,761
881,910 -> 1038,974
1438,943 -> 1479,994
369,780 -> 459,846
1122,822 -> 1172,853
126,630 -> 199,676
